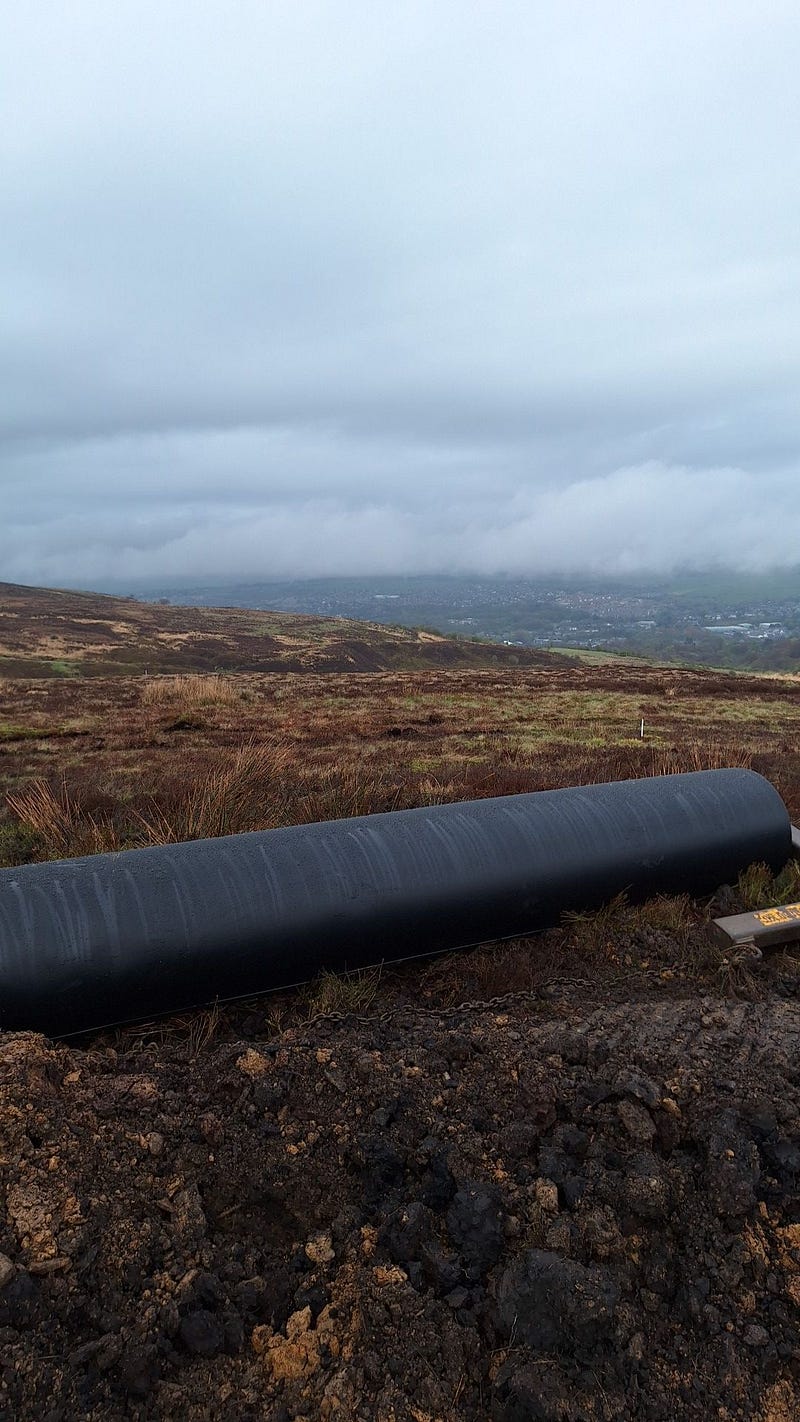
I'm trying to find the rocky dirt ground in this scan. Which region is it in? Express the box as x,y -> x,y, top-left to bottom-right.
3,980 -> 800,1421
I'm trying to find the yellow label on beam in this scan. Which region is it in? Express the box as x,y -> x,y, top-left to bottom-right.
754,903 -> 800,926
713,902 -> 800,953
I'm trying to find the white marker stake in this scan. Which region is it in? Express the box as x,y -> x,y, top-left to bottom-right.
640,718 -> 645,739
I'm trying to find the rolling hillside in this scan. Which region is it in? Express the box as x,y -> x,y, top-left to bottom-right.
0,582 -> 568,678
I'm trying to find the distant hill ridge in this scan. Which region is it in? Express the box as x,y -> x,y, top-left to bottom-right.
0,581 -> 569,677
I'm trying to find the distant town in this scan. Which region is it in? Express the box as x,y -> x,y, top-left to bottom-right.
116,571 -> 800,672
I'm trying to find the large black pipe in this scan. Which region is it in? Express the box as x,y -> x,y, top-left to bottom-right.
0,768 -> 792,1037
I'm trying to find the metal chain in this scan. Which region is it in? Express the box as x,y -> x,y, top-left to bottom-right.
288,972 -> 666,1044
285,948 -> 771,1043
297,985 -> 543,1034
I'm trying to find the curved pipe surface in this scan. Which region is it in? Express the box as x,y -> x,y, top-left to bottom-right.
0,768 -> 791,1037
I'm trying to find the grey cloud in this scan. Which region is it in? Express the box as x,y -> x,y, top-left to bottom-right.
2,2 -> 800,583
4,455 -> 800,587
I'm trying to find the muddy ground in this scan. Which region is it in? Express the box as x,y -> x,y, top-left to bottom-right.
2,982 -> 800,1421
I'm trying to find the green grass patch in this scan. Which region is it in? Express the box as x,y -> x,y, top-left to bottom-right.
548,646 -> 650,666
0,723 -> 50,742
0,819 -> 41,867
736,860 -> 800,911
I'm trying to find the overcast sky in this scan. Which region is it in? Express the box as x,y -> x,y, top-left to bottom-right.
3,2 -> 800,587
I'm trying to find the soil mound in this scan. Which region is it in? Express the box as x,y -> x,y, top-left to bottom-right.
2,996 -> 800,1419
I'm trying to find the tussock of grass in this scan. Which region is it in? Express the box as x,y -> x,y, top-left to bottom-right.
142,674 -> 240,708
297,765 -> 402,823
303,966 -> 382,1019
119,1001 -> 223,1055
736,859 -> 800,912
6,778 -> 122,859
134,740 -> 292,844
650,739 -> 753,775
559,889 -> 697,970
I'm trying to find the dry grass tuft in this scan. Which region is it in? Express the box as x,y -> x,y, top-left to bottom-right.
701,938 -> 764,997
6,779 -> 122,859
135,740 -> 292,844
297,765 -> 403,823
6,779 -> 74,856
650,738 -> 753,776
141,674 -> 240,708
303,966 -> 382,1020
118,1000 -> 224,1055
561,891 -> 632,957
633,892 -> 695,934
